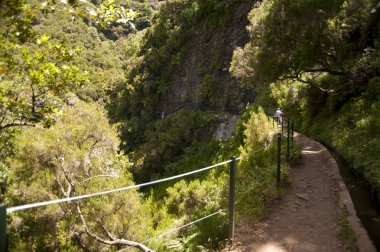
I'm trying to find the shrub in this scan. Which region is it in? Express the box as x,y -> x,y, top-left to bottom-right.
6,101 -> 154,251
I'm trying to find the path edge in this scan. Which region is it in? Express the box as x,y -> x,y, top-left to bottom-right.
313,135 -> 376,252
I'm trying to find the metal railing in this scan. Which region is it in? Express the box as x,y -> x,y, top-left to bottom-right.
270,116 -> 294,160
0,116 -> 295,251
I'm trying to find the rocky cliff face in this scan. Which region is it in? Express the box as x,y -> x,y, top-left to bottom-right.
160,1 -> 255,115
213,115 -> 240,140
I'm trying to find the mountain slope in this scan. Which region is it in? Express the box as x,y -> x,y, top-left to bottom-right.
161,1 -> 255,114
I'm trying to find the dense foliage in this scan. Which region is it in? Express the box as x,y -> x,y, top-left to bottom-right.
140,106 -> 299,251
7,101 -> 154,251
131,109 -> 217,182
0,0 -> 308,250
231,0 -> 380,201
110,0 -> 247,152
0,36 -> 86,129
231,0 -> 379,90
0,0 -> 160,250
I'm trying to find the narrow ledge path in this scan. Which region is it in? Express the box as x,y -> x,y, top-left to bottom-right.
233,133 -> 376,252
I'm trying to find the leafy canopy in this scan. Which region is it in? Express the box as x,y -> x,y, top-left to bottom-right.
0,35 -> 87,129
231,0 -> 379,91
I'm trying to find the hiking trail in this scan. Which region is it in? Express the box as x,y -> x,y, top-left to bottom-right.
231,133 -> 376,252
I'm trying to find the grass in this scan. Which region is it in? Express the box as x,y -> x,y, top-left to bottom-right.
339,205 -> 359,252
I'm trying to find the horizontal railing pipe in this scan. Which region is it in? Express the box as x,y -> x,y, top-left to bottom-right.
3,129 -> 281,251
7,160 -> 232,213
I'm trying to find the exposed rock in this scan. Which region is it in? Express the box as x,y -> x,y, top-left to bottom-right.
295,193 -> 310,201
160,1 -> 256,114
213,115 -> 240,140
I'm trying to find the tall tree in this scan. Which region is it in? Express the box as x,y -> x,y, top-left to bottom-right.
0,35 -> 86,129
230,0 -> 379,92
0,0 -> 139,130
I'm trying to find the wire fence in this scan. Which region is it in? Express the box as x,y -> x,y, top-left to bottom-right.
1,115 -> 295,252
6,160 -> 232,213
143,210 -> 224,244
236,135 -> 278,161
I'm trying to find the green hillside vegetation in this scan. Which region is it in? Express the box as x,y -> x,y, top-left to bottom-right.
10,0 -> 380,250
231,0 -> 380,201
7,101 -> 155,251
138,106 -> 297,251
1,0 -> 300,251
110,0 -> 249,151
6,0 -> 379,250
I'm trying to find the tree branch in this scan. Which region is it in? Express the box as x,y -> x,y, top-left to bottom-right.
60,160 -> 75,196
0,122 -> 36,130
282,65 -> 360,93
72,230 -> 91,252
97,219 -> 115,241
296,75 -> 356,94
55,177 -> 68,197
30,81 -> 36,117
58,165 -> 152,252
77,174 -> 120,185
303,67 -> 350,77
75,204 -> 154,252
0,113 -> 7,126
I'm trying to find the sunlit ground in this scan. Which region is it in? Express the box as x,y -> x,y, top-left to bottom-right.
254,242 -> 287,252
250,236 -> 320,252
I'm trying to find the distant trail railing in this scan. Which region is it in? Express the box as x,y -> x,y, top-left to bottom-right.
0,115 -> 295,252
270,116 -> 295,162
160,104 -> 243,120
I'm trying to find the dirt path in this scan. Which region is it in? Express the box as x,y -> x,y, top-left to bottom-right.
233,133 -> 375,252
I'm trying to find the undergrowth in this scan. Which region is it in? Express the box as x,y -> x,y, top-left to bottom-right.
136,106 -> 301,251
339,205 -> 359,252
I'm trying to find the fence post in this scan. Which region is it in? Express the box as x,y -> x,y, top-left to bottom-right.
229,156 -> 236,241
272,117 -> 274,128
277,134 -> 281,190
291,121 -> 294,142
287,119 -> 290,163
0,205 -> 6,252
281,118 -> 284,135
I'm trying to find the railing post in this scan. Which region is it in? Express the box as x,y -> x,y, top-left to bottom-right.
281,118 -> 284,135
291,121 -> 294,142
277,133 -> 281,190
229,156 -> 236,241
0,205 -> 6,252
287,119 -> 290,163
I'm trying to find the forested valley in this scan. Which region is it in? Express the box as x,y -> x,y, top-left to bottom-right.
1,0 -> 379,251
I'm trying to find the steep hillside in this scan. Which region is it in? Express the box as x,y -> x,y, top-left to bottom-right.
113,0 -> 256,126
161,1 -> 255,114
1,1 -> 301,251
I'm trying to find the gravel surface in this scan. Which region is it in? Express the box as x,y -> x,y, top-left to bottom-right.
231,133 -> 375,252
